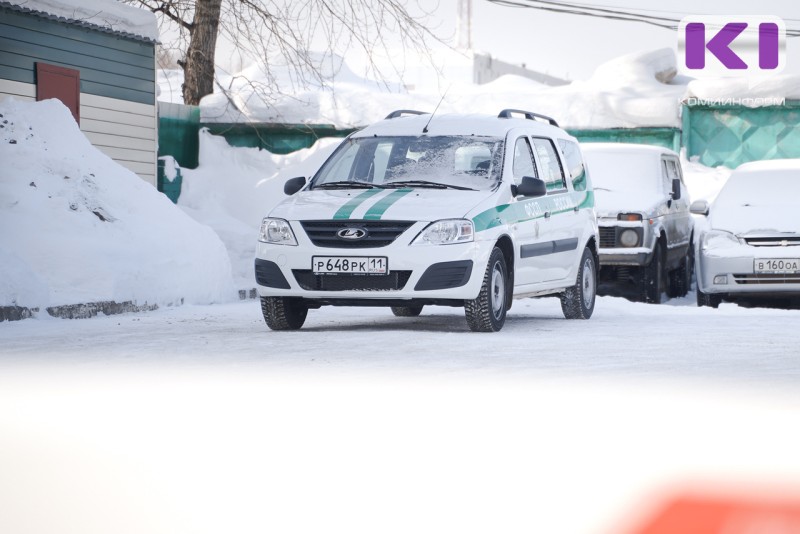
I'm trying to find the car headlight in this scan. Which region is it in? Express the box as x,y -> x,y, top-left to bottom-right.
259,218 -> 297,245
412,219 -> 474,245
701,229 -> 739,251
618,228 -> 640,247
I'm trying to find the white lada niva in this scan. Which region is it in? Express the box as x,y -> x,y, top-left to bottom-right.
255,109 -> 599,332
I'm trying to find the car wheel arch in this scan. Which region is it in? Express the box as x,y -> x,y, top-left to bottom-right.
495,234 -> 515,309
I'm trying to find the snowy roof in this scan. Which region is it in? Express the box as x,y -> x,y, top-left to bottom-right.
2,0 -> 158,43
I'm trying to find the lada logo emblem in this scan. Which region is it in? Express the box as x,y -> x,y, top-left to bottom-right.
337,227 -> 368,240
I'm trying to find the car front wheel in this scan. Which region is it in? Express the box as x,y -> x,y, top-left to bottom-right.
465,247 -> 508,332
261,296 -> 308,330
391,306 -> 423,317
696,288 -> 722,308
560,247 -> 597,320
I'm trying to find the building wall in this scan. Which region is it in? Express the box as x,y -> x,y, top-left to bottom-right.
0,4 -> 157,185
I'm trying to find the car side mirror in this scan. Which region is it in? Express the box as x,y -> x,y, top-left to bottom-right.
284,176 -> 306,195
515,176 -> 547,198
690,199 -> 709,216
671,178 -> 682,201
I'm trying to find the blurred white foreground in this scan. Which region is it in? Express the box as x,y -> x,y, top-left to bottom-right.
2,295 -> 800,534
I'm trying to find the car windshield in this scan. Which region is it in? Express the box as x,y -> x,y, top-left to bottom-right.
311,135 -> 504,191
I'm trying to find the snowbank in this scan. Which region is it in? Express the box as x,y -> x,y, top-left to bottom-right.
178,130 -> 341,288
0,98 -> 234,310
6,0 -> 158,42
157,47 -> 798,131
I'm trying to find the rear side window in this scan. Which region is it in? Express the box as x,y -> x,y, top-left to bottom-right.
531,138 -> 566,192
558,139 -> 587,191
512,137 -> 537,185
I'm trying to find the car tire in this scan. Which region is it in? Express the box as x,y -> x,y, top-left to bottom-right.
560,247 -> 597,320
465,247 -> 507,332
667,240 -> 693,298
261,296 -> 308,330
641,241 -> 665,304
391,306 -> 423,317
696,288 -> 722,308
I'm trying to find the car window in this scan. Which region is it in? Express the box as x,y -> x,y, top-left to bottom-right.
512,137 -> 537,185
532,137 -> 567,192
313,135 -> 503,191
661,159 -> 675,195
557,139 -> 587,191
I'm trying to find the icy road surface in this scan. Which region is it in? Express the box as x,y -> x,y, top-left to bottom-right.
2,295 -> 799,384
2,295 -> 800,534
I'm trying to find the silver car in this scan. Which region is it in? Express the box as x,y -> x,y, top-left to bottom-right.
692,159 -> 800,308
582,144 -> 693,303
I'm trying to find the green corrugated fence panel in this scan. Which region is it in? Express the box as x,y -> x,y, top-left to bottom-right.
568,128 -> 682,152
683,101 -> 800,168
202,123 -> 354,155
158,102 -> 201,169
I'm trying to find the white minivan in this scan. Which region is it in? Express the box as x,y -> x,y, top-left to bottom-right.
255,110 -> 599,332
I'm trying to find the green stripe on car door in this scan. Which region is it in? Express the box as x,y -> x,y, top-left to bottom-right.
332,189 -> 383,220
363,188 -> 414,220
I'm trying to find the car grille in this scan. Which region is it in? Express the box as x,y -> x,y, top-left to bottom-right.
744,236 -> 800,247
733,273 -> 800,284
599,227 -> 616,248
292,270 -> 413,291
300,220 -> 415,248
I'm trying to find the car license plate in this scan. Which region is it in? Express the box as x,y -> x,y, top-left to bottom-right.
312,256 -> 388,274
754,258 -> 800,274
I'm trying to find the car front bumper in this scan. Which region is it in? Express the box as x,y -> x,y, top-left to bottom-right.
696,248 -> 800,297
254,224 -> 495,302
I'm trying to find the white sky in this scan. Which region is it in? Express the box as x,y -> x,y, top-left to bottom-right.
416,0 -> 800,80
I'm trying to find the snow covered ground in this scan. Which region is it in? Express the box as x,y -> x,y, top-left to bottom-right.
2,295 -> 800,534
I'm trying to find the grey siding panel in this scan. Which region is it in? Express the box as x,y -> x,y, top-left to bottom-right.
0,22 -> 154,70
0,7 -> 153,57
0,6 -> 155,105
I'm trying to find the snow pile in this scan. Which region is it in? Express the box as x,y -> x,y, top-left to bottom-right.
189,49 -> 686,129
6,0 -> 158,42
687,75 -> 800,104
177,130 -> 341,288
0,98 -> 234,309
154,47 -> 800,130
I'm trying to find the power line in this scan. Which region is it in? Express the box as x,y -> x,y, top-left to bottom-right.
486,0 -> 800,36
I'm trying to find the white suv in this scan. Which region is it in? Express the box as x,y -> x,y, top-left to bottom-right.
255,110 -> 599,332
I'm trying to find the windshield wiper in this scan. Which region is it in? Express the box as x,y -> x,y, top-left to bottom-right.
385,180 -> 476,191
313,180 -> 387,190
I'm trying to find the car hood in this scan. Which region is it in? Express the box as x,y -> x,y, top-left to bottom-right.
269,188 -> 495,222
711,205 -> 800,236
594,189 -> 665,218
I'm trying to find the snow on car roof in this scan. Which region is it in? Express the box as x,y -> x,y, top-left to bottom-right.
351,113 -> 569,139
580,142 -> 677,158
734,158 -> 800,173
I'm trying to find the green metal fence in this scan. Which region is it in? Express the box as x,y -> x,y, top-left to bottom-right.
154,101 -> 800,201
568,127 -> 681,152
682,101 -> 800,168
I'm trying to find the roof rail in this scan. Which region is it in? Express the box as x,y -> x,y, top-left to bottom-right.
385,109 -> 430,119
497,109 -> 559,127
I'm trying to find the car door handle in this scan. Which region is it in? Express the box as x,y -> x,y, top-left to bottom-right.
544,211 -> 551,219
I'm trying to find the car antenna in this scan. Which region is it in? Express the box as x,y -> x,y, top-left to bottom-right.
423,85 -> 450,134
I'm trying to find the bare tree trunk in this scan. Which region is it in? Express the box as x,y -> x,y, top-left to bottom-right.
182,0 -> 222,105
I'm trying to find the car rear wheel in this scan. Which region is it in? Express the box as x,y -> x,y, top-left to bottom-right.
667,240 -> 693,298
696,288 -> 722,308
464,247 -> 507,332
391,306 -> 423,317
560,247 -> 597,319
641,241 -> 665,304
261,296 -> 308,330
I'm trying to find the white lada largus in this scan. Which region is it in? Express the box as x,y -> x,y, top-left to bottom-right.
255,109 -> 599,332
